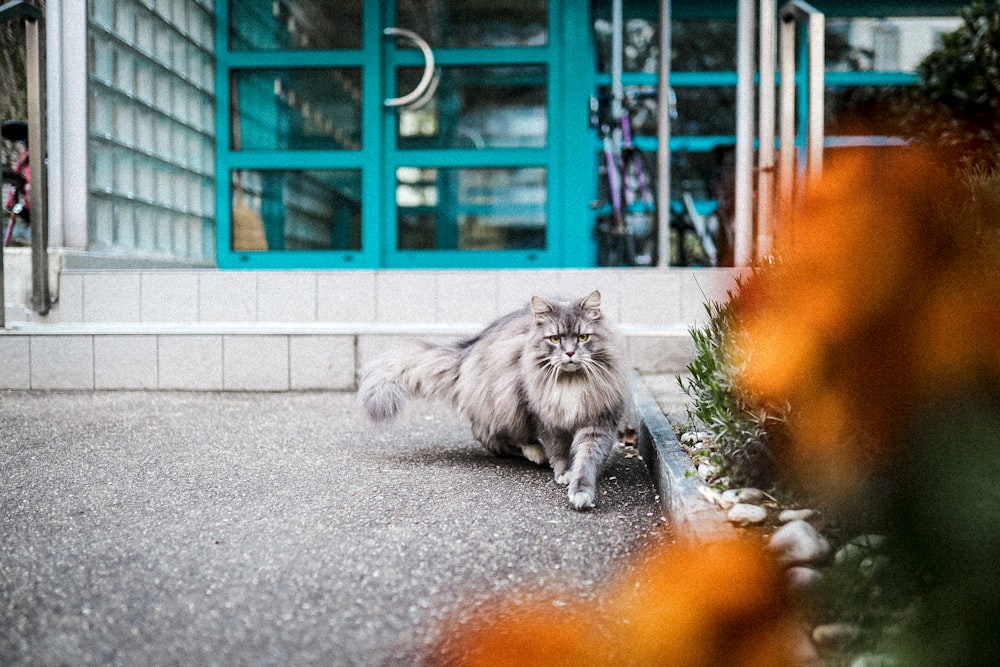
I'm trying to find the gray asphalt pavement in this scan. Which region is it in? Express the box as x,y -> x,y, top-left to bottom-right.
1,391 -> 665,666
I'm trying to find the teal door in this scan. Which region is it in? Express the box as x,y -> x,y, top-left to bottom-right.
216,0 -> 593,269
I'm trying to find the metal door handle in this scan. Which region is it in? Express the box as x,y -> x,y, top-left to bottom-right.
383,27 -> 436,108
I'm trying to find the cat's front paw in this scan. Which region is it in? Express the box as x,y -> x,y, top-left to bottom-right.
554,470 -> 571,485
568,489 -> 596,510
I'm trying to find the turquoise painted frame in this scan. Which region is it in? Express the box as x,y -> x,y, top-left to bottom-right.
378,1 -> 596,269
215,0 -> 597,270
215,0 -> 384,269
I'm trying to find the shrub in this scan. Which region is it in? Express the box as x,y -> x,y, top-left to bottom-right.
903,0 -> 1000,171
678,267 -> 788,489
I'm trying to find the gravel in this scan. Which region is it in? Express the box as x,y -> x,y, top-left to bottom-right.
1,390 -> 664,666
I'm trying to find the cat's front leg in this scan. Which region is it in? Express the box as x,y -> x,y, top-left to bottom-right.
566,426 -> 616,510
551,459 -> 571,485
538,428 -> 573,485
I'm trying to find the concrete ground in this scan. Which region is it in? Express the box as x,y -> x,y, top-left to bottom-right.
0,390 -> 666,666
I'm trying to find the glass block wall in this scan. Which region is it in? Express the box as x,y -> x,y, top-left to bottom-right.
87,0 -> 215,264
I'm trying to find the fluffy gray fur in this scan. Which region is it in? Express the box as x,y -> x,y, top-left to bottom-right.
358,290 -> 630,510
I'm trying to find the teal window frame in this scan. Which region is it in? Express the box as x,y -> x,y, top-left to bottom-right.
215,1 -> 381,269
214,0 -> 597,269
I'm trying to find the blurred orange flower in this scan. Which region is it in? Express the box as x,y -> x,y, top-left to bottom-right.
433,538 -> 804,667
732,148 -> 1000,497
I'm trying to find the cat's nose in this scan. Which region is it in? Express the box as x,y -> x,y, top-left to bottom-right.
565,350 -> 575,357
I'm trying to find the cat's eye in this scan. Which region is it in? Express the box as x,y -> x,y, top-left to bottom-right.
577,334 -> 590,342
547,335 -> 561,344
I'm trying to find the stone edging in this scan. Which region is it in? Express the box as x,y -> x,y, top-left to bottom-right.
630,372 -> 736,543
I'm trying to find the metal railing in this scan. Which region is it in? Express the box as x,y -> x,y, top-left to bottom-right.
0,0 -> 49,328
778,0 -> 825,225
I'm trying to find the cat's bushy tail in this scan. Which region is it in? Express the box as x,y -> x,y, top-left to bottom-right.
357,342 -> 461,423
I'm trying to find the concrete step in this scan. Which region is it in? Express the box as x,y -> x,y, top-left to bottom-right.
2,267 -> 739,391
0,321 -> 695,391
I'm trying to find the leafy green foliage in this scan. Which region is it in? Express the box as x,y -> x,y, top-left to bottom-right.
903,0 -> 1000,170
678,272 -> 787,489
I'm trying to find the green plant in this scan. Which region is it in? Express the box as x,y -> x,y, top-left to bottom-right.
903,0 -> 1000,171
678,270 -> 788,488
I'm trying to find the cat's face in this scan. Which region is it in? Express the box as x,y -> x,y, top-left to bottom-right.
530,291 -> 604,374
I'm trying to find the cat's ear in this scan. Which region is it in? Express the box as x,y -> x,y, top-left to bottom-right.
580,290 -> 602,320
530,296 -> 553,319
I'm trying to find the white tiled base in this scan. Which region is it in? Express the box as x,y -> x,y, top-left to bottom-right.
0,327 -> 694,391
158,335 -> 224,391
94,335 -> 158,389
0,332 -> 356,391
2,267 -> 739,391
26,268 -> 740,328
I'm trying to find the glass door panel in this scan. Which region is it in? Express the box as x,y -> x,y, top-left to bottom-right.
384,0 -> 555,266
218,0 -> 376,267
219,0 -> 574,268
231,169 -> 361,251
396,65 -> 547,150
396,0 -> 548,48
230,69 -> 363,151
396,167 -> 546,251
228,0 -> 363,50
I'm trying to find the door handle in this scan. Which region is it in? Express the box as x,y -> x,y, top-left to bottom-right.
383,27 -> 437,108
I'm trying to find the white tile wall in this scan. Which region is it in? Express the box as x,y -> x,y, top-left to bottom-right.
0,336 -> 31,388
375,272 -> 437,324
223,335 -> 289,391
0,329 -> 696,390
679,268 -> 744,324
494,270 -> 561,315
556,269 -> 623,320
0,268 -> 732,389
317,272 -> 376,323
257,273 -> 316,322
289,335 -> 355,390
198,272 -> 256,321
141,272 -> 200,322
31,268 -> 739,329
158,335 -> 223,390
620,270 -> 683,326
355,334 -> 443,373
84,273 -> 142,322
30,336 -> 94,389
436,271 -> 497,323
94,335 -> 158,389
52,273 -> 84,322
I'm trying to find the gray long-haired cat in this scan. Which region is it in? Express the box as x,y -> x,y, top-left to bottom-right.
358,290 -> 630,510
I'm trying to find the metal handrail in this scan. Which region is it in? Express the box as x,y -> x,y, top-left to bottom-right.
778,0 -> 825,220
756,0 -> 778,257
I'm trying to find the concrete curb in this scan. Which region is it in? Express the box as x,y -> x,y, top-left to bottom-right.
630,372 -> 736,542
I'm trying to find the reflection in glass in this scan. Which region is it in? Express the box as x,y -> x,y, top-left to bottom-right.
229,0 -> 362,50
397,167 -> 546,250
396,66 -> 547,150
594,18 -> 738,73
673,87 -> 736,137
231,169 -> 361,251
396,0 -> 547,48
230,69 -> 362,151
825,86 -> 911,136
826,17 -> 960,72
